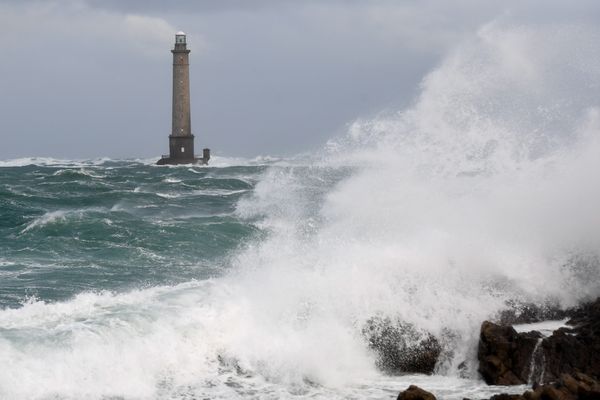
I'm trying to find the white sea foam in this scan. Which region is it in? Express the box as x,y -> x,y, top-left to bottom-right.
514,319 -> 570,337
4,185 -> 35,197
52,168 -> 106,178
0,157 -> 75,167
0,259 -> 16,267
205,155 -> 284,168
0,157 -> 112,168
21,210 -> 71,233
0,278 -> 524,399
152,188 -> 249,198
193,189 -> 249,196
21,208 -> 107,233
156,192 -> 181,199
163,177 -> 182,183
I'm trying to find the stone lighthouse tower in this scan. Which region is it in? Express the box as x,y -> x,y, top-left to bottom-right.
157,31 -> 210,165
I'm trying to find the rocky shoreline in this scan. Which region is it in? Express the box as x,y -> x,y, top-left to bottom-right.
396,297 -> 600,400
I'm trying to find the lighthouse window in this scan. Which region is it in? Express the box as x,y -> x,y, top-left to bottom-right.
181,147 -> 185,153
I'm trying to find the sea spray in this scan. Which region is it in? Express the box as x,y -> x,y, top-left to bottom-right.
232,22 -> 600,380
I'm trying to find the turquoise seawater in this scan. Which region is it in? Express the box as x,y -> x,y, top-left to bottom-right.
0,160 -> 264,308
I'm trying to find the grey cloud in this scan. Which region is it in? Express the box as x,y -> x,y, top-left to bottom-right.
1,0 -> 600,159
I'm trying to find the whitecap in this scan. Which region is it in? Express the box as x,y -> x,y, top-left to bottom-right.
156,192 -> 180,199
21,208 -> 107,233
163,177 -> 182,183
21,210 -> 70,233
0,157 -> 113,168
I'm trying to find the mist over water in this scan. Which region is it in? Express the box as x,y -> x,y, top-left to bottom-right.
1,23 -> 600,399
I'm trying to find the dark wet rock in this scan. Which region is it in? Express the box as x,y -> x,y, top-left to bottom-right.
477,321 -> 542,385
426,373 -> 599,400
478,297 -> 600,386
396,385 -> 437,400
477,373 -> 600,400
489,395 -> 523,400
541,298 -> 600,383
363,317 -> 441,374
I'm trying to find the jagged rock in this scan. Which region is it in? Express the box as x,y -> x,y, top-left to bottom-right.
363,317 -> 441,374
477,321 -> 542,385
541,298 -> 600,382
489,395 -> 523,400
405,374 -> 600,400
396,385 -> 436,400
477,373 -> 600,400
478,297 -> 600,386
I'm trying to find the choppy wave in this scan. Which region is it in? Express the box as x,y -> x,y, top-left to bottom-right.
163,177 -> 182,183
0,155 -> 281,169
0,157 -> 113,168
21,208 -> 102,233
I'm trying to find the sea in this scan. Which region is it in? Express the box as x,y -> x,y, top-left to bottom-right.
2,24 -> 600,400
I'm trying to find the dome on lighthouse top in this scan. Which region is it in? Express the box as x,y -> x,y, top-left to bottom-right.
176,31 -> 186,36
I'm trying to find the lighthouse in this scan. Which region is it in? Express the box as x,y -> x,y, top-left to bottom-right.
157,31 -> 210,165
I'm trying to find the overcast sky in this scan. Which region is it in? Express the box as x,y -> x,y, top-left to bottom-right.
1,0 -> 600,159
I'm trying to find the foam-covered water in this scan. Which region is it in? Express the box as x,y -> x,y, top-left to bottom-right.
2,22 -> 600,399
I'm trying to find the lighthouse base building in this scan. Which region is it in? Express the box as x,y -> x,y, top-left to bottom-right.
157,31 -> 210,165
156,136 -> 210,165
